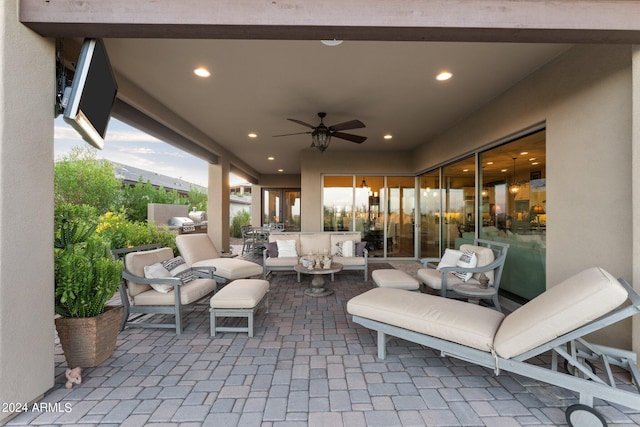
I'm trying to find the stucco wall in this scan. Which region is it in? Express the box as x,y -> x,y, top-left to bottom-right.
0,0 -> 55,421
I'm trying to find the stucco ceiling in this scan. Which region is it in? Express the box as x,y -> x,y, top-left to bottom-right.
102,38 -> 569,178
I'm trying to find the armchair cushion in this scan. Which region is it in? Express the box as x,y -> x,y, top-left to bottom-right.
133,278 -> 217,306
355,241 -> 367,257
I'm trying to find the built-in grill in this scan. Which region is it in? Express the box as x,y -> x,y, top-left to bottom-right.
168,216 -> 194,227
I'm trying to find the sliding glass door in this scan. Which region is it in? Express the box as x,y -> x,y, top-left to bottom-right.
322,175 -> 414,258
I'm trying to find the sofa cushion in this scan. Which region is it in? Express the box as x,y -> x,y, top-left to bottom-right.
300,233 -> 331,256
133,278 -> 217,305
494,267 -> 628,359
348,288 -> 504,352
333,256 -> 366,266
356,241 -> 367,256
265,256 -> 299,267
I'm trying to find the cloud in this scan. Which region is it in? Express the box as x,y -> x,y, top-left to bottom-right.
119,147 -> 155,154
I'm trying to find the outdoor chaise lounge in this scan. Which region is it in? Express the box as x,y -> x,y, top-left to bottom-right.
348,267 -> 640,426
175,234 -> 263,284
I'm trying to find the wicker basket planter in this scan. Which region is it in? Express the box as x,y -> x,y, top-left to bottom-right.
55,305 -> 123,368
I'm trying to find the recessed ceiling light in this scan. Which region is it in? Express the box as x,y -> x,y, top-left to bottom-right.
436,71 -> 453,81
248,133 -> 257,138
193,67 -> 211,78
501,169 -> 508,172
268,156 -> 275,161
321,39 -> 343,46
463,169 -> 469,172
520,151 -> 529,155
531,162 -> 539,165
529,157 -> 536,161
278,168 -> 284,172
486,162 -> 494,165
383,134 -> 393,140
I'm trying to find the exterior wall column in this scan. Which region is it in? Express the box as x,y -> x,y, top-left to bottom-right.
208,161 -> 230,252
0,0 -> 55,421
632,45 -> 640,364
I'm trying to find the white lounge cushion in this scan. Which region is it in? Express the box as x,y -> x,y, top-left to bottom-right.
175,234 -> 220,264
133,278 -> 217,305
192,258 -> 262,280
494,267 -> 628,359
210,279 -> 270,309
347,288 -> 505,352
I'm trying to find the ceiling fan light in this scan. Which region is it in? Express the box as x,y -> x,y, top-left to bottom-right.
312,129 -> 331,152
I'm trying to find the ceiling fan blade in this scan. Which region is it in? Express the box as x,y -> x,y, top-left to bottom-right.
272,131 -> 312,137
329,119 -> 366,132
332,132 -> 367,144
287,118 -> 317,129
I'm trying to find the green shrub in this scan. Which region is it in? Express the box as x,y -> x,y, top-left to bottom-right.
230,210 -> 251,238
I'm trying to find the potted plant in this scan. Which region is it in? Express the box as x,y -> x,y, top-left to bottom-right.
54,204 -> 123,368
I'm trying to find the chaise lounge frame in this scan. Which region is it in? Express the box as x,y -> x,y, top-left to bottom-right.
351,276 -> 640,425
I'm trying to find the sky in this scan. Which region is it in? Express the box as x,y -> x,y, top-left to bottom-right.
54,116 -> 245,188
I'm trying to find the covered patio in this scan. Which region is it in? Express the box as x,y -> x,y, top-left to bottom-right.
7,259 -> 640,426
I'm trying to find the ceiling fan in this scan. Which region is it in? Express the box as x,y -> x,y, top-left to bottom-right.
273,112 -> 367,152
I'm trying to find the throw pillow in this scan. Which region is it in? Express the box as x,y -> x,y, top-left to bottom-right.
144,262 -> 173,293
276,239 -> 298,257
453,250 -> 477,282
266,241 -> 279,257
355,241 -> 367,257
436,249 -> 464,271
143,256 -> 198,293
336,240 -> 356,257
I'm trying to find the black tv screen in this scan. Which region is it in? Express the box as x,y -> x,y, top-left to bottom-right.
63,38 -> 118,149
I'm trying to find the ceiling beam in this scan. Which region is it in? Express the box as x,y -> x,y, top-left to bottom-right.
20,0 -> 640,43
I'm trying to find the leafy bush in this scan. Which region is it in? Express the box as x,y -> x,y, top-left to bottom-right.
54,147 -> 122,213
54,204 -> 123,318
230,210 -> 251,238
96,210 -> 178,254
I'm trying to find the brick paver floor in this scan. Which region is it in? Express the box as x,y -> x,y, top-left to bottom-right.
7,261 -> 640,426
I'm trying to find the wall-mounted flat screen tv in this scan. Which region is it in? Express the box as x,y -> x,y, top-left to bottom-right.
63,38 -> 118,149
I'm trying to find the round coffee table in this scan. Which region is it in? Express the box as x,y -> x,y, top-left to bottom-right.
294,262 -> 343,297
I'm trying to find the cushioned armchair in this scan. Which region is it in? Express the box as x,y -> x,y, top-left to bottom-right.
417,238 -> 509,311
175,234 -> 263,283
112,244 -> 218,334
